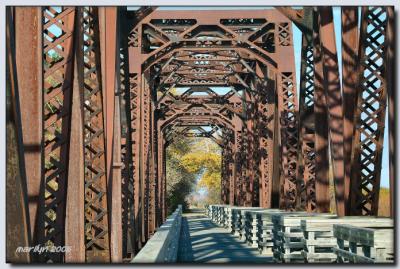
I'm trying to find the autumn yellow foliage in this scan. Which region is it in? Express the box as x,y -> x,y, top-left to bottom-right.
181,152 -> 221,189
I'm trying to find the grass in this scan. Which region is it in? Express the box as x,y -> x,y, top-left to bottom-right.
378,187 -> 391,217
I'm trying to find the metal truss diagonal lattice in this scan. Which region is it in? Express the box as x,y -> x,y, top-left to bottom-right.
40,6 -> 76,262
350,7 -> 390,216
81,7 -> 110,262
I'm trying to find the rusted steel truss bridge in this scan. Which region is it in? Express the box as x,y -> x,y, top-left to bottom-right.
6,6 -> 395,263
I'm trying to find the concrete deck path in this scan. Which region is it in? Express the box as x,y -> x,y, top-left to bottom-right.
177,209 -> 273,263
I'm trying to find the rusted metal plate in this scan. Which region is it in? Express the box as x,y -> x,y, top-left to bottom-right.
6,7 -> 31,263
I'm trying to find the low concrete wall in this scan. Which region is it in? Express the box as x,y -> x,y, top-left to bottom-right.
131,205 -> 182,263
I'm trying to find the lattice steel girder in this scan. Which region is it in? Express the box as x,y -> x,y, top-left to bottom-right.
254,65 -> 276,208
318,7 -> 346,216
132,9 -> 292,70
41,6 -> 77,262
350,7 -> 392,216
6,7 -> 31,263
159,106 -> 235,130
132,9 -> 301,76
149,75 -> 157,237
221,130 -> 235,204
119,7 -> 137,259
341,7 -> 359,215
292,8 -> 320,213
275,7 -> 309,33
125,5 -> 157,248
159,103 -> 239,124
274,19 -> 299,211
156,56 -> 255,87
127,71 -> 143,249
234,128 -> 244,206
165,125 -> 225,147
277,72 -> 299,211
81,7 -> 111,262
157,88 -> 244,118
140,72 -> 156,241
296,32 -> 316,212
231,129 -> 240,205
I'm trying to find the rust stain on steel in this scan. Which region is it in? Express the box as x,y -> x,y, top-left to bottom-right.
6,7 -> 31,263
14,7 -> 43,244
312,11 -> 330,213
350,7 -> 390,216
385,7 -> 395,218
99,7 -> 123,263
318,7 -> 345,216
297,32 -> 317,212
65,22 -> 85,262
82,7 -> 110,262
341,7 -> 359,215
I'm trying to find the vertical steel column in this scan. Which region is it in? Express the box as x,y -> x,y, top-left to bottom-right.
153,111 -> 160,228
350,7 -> 391,216
65,8 -> 85,263
227,131 -> 236,206
127,71 -> 142,249
99,7 -> 122,263
41,7 -> 76,262
220,128 -> 234,205
275,20 -> 299,211
157,126 -> 165,224
271,87 -> 282,208
6,7 -> 31,262
341,7 -> 359,215
234,129 -> 244,206
231,117 -> 241,205
162,143 -> 168,221
140,72 -> 151,241
297,32 -> 316,212
312,10 -> 330,213
385,7 -> 395,217
255,65 -> 275,208
221,143 -> 229,204
118,7 -> 136,259
148,73 -> 156,236
318,7 -> 345,216
14,7 -> 42,247
243,88 -> 254,206
277,71 -> 299,211
82,7 -> 110,262
127,15 -> 142,247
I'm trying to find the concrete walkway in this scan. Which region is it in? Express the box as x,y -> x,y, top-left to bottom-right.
177,210 -> 273,263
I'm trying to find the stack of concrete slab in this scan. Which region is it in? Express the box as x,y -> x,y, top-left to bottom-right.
255,210 -> 286,255
333,221 -> 394,263
271,212 -> 336,263
301,217 -> 393,263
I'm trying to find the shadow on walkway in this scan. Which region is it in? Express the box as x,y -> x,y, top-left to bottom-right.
178,210 -> 273,264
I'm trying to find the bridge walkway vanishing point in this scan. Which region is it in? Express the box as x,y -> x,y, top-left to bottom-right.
177,209 -> 273,263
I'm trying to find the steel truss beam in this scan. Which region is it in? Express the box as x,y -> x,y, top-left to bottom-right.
350,7 -> 392,216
